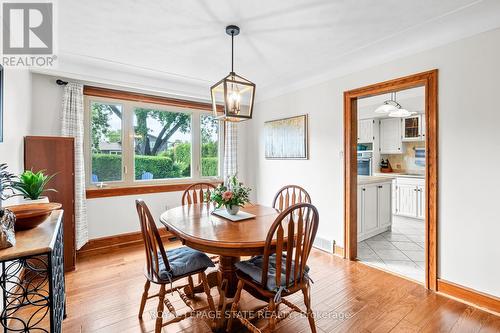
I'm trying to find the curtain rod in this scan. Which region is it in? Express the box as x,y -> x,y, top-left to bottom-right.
56,79 -> 68,85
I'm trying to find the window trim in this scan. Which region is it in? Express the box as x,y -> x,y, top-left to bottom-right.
83,87 -> 224,195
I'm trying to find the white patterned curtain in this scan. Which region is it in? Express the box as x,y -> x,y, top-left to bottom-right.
223,122 -> 238,182
61,83 -> 88,249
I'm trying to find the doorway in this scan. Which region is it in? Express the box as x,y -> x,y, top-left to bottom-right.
343,70 -> 438,290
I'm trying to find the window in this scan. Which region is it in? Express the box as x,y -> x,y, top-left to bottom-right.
90,102 -> 123,183
200,114 -> 219,177
134,108 -> 192,180
84,92 -> 222,188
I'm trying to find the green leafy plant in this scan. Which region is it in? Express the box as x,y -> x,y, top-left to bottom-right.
0,163 -> 16,202
12,170 -> 57,200
208,175 -> 251,209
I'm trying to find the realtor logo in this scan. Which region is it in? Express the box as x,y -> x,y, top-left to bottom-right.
2,3 -> 53,54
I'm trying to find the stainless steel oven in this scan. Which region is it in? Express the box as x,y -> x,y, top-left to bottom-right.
357,151 -> 372,176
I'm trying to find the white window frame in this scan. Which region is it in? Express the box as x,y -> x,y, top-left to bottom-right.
84,95 -> 223,189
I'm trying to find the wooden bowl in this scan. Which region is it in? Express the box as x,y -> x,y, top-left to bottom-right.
5,203 -> 62,231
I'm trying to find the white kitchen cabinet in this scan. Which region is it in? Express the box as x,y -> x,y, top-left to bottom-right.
358,119 -> 374,143
402,115 -> 425,141
378,183 -> 392,228
393,177 -> 425,220
416,185 -> 425,219
357,180 -> 392,242
379,118 -> 403,154
362,186 -> 378,234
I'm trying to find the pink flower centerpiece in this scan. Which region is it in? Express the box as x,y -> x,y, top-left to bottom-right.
208,175 -> 251,215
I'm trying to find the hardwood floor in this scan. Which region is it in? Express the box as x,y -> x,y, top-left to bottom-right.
63,241 -> 500,332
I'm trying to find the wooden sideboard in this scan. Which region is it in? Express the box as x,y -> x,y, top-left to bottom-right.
0,211 -> 66,332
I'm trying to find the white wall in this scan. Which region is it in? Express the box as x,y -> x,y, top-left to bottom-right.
248,27 -> 500,297
0,69 -> 32,205
30,73 -> 249,239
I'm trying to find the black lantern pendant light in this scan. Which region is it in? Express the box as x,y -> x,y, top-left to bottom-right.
210,25 -> 256,122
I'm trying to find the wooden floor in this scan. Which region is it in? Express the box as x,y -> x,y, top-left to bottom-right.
62,241 -> 500,333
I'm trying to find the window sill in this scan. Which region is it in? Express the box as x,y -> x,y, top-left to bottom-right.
86,180 -> 221,199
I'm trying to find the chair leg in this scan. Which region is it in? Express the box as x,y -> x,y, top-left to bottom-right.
200,271 -> 216,313
138,280 -> 151,319
268,298 -> 277,332
226,280 -> 244,333
155,284 -> 167,333
301,283 -> 316,333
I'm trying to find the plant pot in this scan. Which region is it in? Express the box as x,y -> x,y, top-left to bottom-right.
17,196 -> 50,205
226,205 -> 240,215
5,202 -> 62,231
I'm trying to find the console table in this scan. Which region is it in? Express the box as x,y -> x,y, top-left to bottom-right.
0,210 -> 65,333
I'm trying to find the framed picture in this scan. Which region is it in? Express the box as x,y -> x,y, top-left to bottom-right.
0,65 -> 3,143
264,114 -> 308,159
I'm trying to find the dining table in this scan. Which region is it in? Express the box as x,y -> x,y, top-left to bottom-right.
159,203 -> 280,298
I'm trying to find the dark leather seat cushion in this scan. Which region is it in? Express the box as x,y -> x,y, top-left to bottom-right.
235,253 -> 310,291
158,246 -> 214,280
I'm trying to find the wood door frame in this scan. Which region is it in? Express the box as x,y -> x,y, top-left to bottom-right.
343,70 -> 438,290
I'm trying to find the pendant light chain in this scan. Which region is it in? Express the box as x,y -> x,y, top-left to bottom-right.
231,32 -> 234,73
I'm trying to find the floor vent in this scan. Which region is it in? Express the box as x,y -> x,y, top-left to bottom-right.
313,237 -> 334,253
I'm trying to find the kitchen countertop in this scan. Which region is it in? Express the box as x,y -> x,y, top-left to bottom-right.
373,172 -> 425,179
358,175 -> 396,185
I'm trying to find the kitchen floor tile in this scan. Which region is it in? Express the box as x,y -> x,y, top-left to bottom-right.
374,249 -> 410,261
366,240 -> 396,250
403,250 -> 425,262
391,241 -> 423,251
358,214 -> 424,283
382,233 -> 411,242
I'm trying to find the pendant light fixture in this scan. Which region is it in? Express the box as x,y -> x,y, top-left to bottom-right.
374,92 -> 414,117
210,25 -> 256,122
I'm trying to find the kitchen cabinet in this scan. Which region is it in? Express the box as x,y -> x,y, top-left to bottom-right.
358,119 -> 374,143
379,118 -> 403,154
358,179 -> 392,242
378,183 -> 392,228
402,115 -> 425,141
393,177 -> 425,220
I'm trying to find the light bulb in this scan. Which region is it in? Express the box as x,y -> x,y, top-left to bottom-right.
228,90 -> 241,114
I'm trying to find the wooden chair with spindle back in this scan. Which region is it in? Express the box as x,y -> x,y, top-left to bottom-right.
181,182 -> 217,205
272,185 -> 312,212
135,200 -> 216,333
181,182 -> 220,268
227,203 -> 320,333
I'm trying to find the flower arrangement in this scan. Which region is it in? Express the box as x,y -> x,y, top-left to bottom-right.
208,175 -> 251,215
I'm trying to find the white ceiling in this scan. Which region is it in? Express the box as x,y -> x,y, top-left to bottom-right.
50,0 -> 500,101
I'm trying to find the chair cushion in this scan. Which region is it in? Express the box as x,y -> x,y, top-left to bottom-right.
235,253 -> 310,291
158,246 -> 214,281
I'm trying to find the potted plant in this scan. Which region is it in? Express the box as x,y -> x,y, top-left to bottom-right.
0,163 -> 16,208
209,175 -> 251,215
12,170 -> 57,204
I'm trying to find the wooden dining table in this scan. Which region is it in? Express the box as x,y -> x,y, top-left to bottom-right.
160,203 -> 280,297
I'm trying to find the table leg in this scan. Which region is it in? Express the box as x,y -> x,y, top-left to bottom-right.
218,256 -> 240,298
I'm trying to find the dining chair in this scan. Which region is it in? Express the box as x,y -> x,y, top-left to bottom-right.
135,199 -> 216,333
181,182 -> 220,268
181,182 -> 217,205
227,203 -> 319,333
272,185 -> 312,211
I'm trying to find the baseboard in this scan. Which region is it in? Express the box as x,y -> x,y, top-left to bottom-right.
437,279 -> 500,315
77,229 -> 175,258
334,245 -> 344,257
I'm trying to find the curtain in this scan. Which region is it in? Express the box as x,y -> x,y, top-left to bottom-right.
61,83 -> 88,249
223,122 -> 238,182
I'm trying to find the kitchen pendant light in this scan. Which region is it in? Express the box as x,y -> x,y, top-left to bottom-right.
210,25 -> 256,122
375,92 -> 415,117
